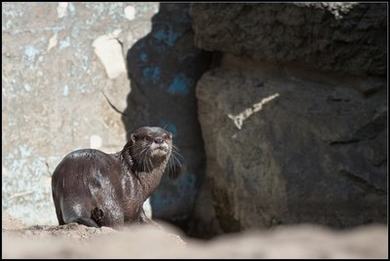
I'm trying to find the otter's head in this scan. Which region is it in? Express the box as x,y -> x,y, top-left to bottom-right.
129,126 -> 173,170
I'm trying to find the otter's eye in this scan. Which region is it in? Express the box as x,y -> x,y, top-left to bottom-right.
163,133 -> 171,140
145,135 -> 153,142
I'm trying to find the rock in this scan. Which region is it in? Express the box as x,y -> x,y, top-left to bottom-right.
47,33 -> 58,51
92,29 -> 127,79
191,3 -> 387,76
3,2 -> 387,241
5,223 -> 115,241
194,55 -> 387,233
190,3 -> 387,237
124,5 -> 136,21
2,2 -> 157,226
56,2 -> 68,19
2,224 -> 388,258
2,213 -> 27,230
123,3 -> 212,227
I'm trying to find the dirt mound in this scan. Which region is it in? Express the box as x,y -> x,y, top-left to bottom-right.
2,222 -> 387,259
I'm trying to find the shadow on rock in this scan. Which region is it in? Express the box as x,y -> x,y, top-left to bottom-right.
122,3 -> 213,236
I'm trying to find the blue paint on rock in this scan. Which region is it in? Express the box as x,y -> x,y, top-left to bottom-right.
140,52 -> 148,62
151,191 -> 176,213
159,120 -> 177,136
59,37 -> 71,49
24,45 -> 40,63
18,145 -> 32,158
143,66 -> 161,84
167,74 -> 192,96
151,172 -> 197,216
68,2 -> 76,16
153,29 -> 181,47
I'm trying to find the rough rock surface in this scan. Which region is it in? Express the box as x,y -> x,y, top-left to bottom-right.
2,213 -> 27,230
2,2 -> 210,234
191,3 -> 387,236
2,2 -> 387,240
2,2 -> 159,225
191,3 -> 387,76
2,222 -> 388,259
196,57 -> 387,232
124,3 -> 211,227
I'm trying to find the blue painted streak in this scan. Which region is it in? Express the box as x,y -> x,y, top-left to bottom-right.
151,172 -> 197,214
153,29 -> 181,47
143,66 -> 161,84
140,52 -> 148,62
159,120 -> 177,136
167,74 -> 193,96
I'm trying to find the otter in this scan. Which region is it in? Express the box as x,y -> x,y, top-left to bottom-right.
51,126 -> 181,228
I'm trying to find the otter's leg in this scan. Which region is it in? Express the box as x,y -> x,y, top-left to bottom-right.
66,208 -> 103,228
52,190 -> 65,225
54,204 -> 65,225
72,217 -> 100,228
91,207 -> 104,226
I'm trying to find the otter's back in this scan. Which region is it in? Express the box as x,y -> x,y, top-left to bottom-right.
53,150 -> 116,201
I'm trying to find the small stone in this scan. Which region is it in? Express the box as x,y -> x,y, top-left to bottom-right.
92,31 -> 126,79
63,85 -> 69,96
90,135 -> 102,149
57,2 -> 68,18
24,84 -> 31,92
47,34 -> 58,51
124,5 -> 136,20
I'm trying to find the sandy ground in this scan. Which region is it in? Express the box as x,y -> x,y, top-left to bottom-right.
2,213 -> 388,259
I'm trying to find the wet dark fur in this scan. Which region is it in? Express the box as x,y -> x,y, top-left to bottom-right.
51,126 -> 182,228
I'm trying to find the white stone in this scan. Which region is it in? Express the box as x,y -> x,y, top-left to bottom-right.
124,5 -> 136,20
63,85 -> 69,96
57,2 -> 68,18
3,166 -> 9,176
47,34 -> 57,51
92,30 -> 126,79
90,135 -> 103,149
24,84 -> 31,92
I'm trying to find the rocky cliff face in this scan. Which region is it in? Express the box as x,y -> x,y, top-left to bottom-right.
2,3 -> 387,239
190,3 -> 387,236
2,2 -> 155,225
2,2 -> 211,231
191,3 -> 387,76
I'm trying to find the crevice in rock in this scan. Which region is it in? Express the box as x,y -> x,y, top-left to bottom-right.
338,169 -> 386,195
122,3 -> 213,239
101,91 -> 128,117
330,110 -> 386,145
329,139 -> 360,145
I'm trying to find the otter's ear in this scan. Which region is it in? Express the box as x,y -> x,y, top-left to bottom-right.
130,133 -> 136,144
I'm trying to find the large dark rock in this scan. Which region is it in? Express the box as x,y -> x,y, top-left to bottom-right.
191,3 -> 387,76
195,56 -> 387,232
190,3 -> 387,236
123,3 -> 212,229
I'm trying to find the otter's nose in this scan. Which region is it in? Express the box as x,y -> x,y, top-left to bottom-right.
154,137 -> 164,144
